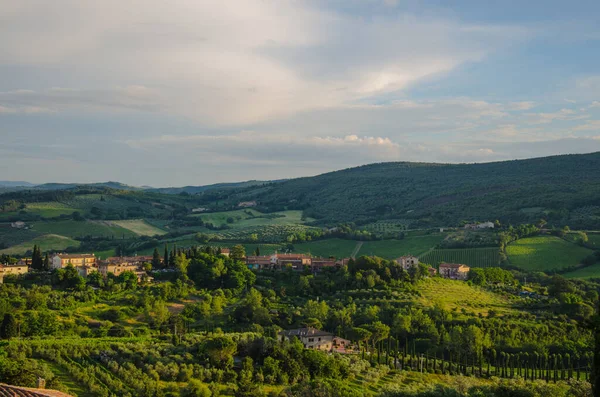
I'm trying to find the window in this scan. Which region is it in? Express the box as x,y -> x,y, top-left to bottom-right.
308,338 -> 314,342
318,338 -> 321,341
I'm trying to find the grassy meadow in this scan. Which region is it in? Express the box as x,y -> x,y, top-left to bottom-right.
506,236 -> 593,271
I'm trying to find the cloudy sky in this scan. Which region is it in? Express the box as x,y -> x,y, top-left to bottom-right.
1,0 -> 600,187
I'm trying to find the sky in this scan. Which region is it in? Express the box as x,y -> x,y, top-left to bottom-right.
1,0 -> 600,187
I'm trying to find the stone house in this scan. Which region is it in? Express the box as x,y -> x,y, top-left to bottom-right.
395,255 -> 419,270
279,327 -> 334,351
438,263 -> 470,280
51,254 -> 96,270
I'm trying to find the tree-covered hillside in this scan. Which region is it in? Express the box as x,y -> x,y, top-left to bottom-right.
228,152 -> 600,228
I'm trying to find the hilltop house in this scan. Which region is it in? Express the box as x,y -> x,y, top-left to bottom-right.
279,327 -> 334,351
439,263 -> 470,280
237,201 -> 257,208
395,255 -> 419,270
10,221 -> 26,229
51,254 -> 96,270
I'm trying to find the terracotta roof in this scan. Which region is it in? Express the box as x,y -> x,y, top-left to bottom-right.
439,263 -> 469,269
106,256 -> 152,263
0,383 -> 73,397
276,254 -> 310,259
54,254 -> 95,259
279,327 -> 333,337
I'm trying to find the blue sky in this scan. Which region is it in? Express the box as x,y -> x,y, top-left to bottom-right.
1,0 -> 599,187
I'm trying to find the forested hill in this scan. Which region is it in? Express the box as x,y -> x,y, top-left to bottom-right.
231,152 -> 600,228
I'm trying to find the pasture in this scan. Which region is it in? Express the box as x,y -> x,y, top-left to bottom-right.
0,224 -> 42,248
110,219 -> 167,236
506,236 -> 593,271
0,234 -> 80,255
420,247 -> 501,268
31,220 -> 137,238
356,234 -> 445,259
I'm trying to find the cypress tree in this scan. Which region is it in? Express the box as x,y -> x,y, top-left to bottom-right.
152,248 -> 161,269
0,313 -> 17,339
164,245 -> 169,268
43,253 -> 49,270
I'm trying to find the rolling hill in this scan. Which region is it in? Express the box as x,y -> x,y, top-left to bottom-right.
223,152 -> 600,228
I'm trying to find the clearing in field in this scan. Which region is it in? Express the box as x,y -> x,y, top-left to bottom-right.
356,234 -> 445,259
110,219 -> 167,236
563,263 -> 600,279
506,236 -> 593,272
31,220 -> 137,239
420,247 -> 501,268
0,234 -> 80,255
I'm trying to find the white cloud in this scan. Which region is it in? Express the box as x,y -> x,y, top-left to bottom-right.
0,0 -> 528,125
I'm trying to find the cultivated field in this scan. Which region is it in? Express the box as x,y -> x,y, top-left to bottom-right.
420,247 -> 501,268
416,278 -> 518,316
356,234 -> 445,259
0,234 -> 80,255
293,238 -> 359,258
506,236 -> 593,271
110,219 -> 167,236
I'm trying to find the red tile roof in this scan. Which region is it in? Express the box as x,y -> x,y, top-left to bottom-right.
0,383 -> 73,397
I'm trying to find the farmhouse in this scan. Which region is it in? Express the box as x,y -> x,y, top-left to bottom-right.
220,248 -> 230,257
245,254 -> 346,271
395,255 -> 419,270
279,327 -> 334,351
439,263 -> 470,280
99,257 -> 149,281
105,255 -> 153,264
10,221 -> 26,229
246,255 -> 274,270
237,201 -> 257,208
464,221 -> 494,230
51,254 -> 96,270
0,263 -> 29,283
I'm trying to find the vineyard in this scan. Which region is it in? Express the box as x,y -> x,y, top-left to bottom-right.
420,247 -> 501,268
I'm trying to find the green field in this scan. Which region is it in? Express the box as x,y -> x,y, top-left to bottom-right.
0,224 -> 42,248
293,238 -> 359,258
0,234 -> 80,255
420,247 -> 501,268
194,209 -> 313,228
110,219 -> 167,236
356,234 -> 445,259
24,202 -> 77,217
587,233 -> 600,248
563,263 -> 600,279
506,236 -> 593,271
31,220 -> 137,238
